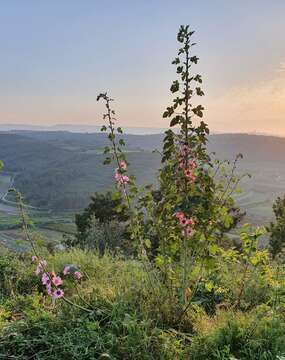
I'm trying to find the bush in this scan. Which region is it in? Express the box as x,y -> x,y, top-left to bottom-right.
190,309 -> 285,359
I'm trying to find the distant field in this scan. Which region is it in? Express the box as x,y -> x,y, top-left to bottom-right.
0,204 -> 76,251
234,160 -> 285,225
0,174 -> 11,198
0,228 -> 65,252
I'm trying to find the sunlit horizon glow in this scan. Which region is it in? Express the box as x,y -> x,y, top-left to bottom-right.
1,1 -> 285,135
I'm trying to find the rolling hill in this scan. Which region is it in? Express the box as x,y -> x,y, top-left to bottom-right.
1,131 -> 285,225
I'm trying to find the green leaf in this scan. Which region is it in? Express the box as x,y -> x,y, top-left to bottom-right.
103,157 -> 112,165
111,191 -> 121,201
170,116 -> 181,127
144,239 -> 151,249
190,56 -> 199,64
205,281 -> 214,292
170,80 -> 179,93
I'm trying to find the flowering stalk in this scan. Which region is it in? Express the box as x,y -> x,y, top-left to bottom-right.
97,93 -> 132,209
12,189 -> 92,313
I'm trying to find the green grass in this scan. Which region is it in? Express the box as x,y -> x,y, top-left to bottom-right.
0,248 -> 284,359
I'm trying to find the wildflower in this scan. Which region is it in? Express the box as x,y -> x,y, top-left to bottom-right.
119,160 -> 127,170
122,175 -> 129,183
41,272 -> 50,286
183,227 -> 193,238
31,255 -> 37,262
114,171 -> 129,185
63,266 -> 70,276
46,283 -> 53,296
184,169 -> 193,178
52,276 -> 63,287
53,288 -> 64,299
35,265 -> 42,275
74,271 -> 82,280
179,217 -> 188,226
184,169 -> 196,182
179,144 -> 189,156
187,218 -> 195,226
175,211 -> 185,219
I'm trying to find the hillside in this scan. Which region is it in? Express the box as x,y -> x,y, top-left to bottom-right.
1,131 -> 285,224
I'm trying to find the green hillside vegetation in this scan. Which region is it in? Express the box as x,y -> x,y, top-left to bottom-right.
2,132 -> 285,225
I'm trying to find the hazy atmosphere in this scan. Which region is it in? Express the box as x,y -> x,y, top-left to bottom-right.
1,0 -> 285,134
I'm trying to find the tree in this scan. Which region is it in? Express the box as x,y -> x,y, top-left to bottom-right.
75,191 -> 129,244
268,195 -> 285,259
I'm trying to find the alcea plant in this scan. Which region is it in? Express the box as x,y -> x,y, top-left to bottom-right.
100,25 -> 246,318
12,189 -> 91,313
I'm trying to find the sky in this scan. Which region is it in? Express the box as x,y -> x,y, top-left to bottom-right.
0,0 -> 285,135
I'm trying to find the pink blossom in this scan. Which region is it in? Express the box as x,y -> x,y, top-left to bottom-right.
31,255 -> 37,262
119,160 -> 127,170
122,175 -> 129,183
63,266 -> 70,276
184,169 -> 196,182
52,276 -> 63,287
183,227 -> 193,238
179,144 -> 189,156
114,171 -> 129,185
35,265 -> 42,275
189,160 -> 197,169
53,288 -> 64,299
41,272 -> 50,286
74,271 -> 82,280
175,211 -> 185,219
186,218 -> 195,226
184,169 -> 193,178
46,283 -> 53,296
179,217 -> 188,226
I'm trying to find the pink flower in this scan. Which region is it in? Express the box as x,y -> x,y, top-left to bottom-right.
35,265 -> 42,275
189,160 -> 196,169
114,171 -> 121,181
53,288 -> 64,299
184,169 -> 196,182
32,255 -> 37,262
46,283 -> 53,296
74,271 -> 82,280
179,217 -> 188,227
35,260 -> 47,275
180,144 -> 189,156
119,160 -> 127,170
114,171 -> 129,185
184,169 -> 193,178
183,227 -> 193,238
186,218 -> 195,226
122,175 -> 129,183
52,276 -> 63,287
63,266 -> 70,276
41,272 -> 50,286
175,211 -> 185,219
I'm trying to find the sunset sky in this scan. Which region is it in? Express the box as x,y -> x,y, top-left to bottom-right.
1,1 -> 285,134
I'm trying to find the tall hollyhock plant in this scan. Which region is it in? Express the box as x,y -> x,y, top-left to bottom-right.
99,25 -> 243,310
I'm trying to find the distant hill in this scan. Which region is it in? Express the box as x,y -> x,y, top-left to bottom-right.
0,131 -> 285,224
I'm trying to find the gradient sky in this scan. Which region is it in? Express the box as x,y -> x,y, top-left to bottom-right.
1,0 -> 285,134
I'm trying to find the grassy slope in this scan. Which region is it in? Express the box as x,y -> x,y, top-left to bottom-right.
0,248 -> 284,359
